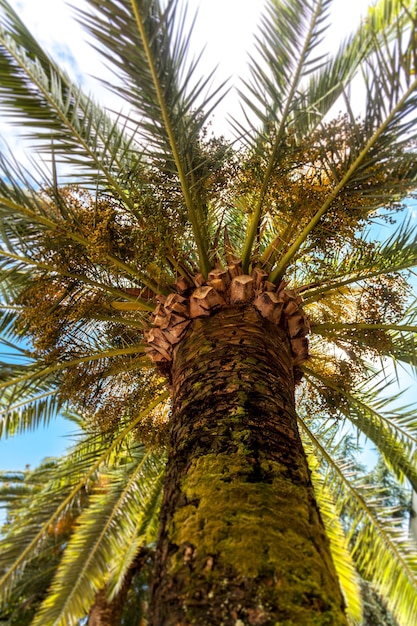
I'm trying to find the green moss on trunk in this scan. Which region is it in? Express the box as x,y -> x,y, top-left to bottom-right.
150,306 -> 347,626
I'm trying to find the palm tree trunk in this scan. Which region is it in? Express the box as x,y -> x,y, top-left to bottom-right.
87,590 -> 124,626
88,549 -> 148,626
150,305 -> 347,625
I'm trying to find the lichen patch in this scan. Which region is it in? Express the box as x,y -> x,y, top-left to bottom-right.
166,452 -> 347,625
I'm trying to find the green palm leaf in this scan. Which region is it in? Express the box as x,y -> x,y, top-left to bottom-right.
312,322 -> 417,372
295,0 -> 417,137
0,391 -> 168,600
307,456 -> 363,625
239,0 -> 416,272
302,221 -> 417,302
266,1 -> 417,281
301,419 -> 417,626
0,158 -> 163,297
0,341 -> 150,438
77,0 -> 229,276
32,448 -> 164,626
240,0 -> 333,270
0,0 -> 141,203
304,366 -> 417,490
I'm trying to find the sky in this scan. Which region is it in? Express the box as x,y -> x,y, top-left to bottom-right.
0,0 -> 415,477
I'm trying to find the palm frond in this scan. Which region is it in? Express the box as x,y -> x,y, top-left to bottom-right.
294,0 -> 416,137
0,305 -> 24,339
0,0 -> 142,202
302,220 -> 417,302
32,448 -> 164,626
312,322 -> 417,372
0,465 -> 46,511
0,160 -> 164,297
0,249 -> 155,311
238,0 -> 417,273
104,479 -> 160,600
268,3 -> 417,282
0,387 -> 63,437
237,0 -> 333,142
0,343 -> 149,438
0,390 -> 169,601
77,0 -> 229,276
304,367 -> 417,491
240,0 -> 333,270
306,446 -> 363,625
300,418 -> 417,626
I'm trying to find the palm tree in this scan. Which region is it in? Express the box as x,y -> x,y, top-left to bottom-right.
0,0 -> 417,623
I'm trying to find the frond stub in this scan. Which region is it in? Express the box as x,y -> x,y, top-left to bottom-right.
144,262 -> 311,377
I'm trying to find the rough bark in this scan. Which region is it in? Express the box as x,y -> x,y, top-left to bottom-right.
150,305 -> 347,625
87,589 -> 125,626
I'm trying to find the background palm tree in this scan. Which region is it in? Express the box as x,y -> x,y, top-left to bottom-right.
1,0 -> 417,623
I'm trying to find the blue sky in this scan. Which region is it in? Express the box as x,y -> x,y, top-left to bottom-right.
0,416 -> 78,470
1,0 -> 415,477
